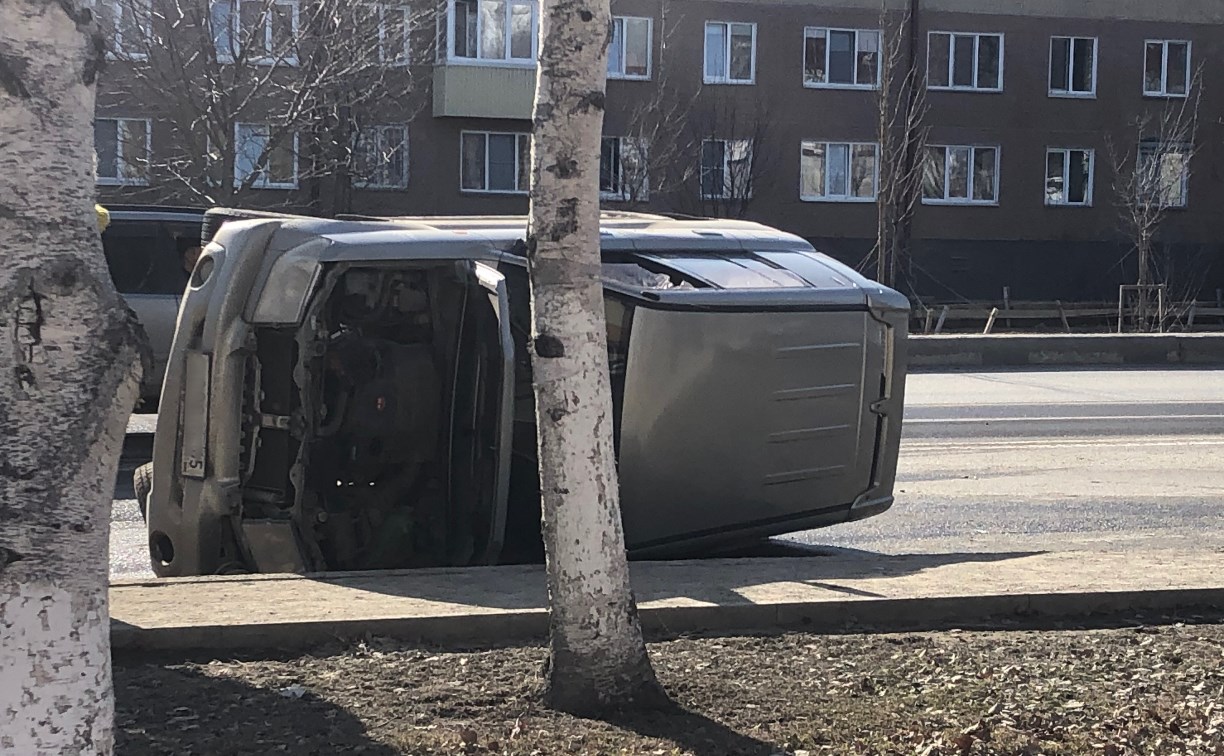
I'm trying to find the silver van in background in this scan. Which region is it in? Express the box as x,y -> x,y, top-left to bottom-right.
101,206 -> 205,403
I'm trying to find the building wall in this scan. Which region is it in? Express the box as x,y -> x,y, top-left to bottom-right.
96,0 -> 1224,302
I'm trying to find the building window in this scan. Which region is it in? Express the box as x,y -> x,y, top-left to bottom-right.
98,0 -> 152,59
1049,37 -> 1096,97
799,141 -> 877,201
600,136 -> 649,201
608,16 -> 651,79
803,28 -> 879,88
922,145 -> 998,204
1144,40 -> 1191,97
211,0 -> 300,65
461,131 -> 530,192
1045,148 -> 1093,206
704,21 -> 756,84
700,139 -> 752,199
448,0 -> 536,63
927,32 -> 1003,91
234,123 -> 297,189
355,125 -> 409,189
94,118 -> 151,186
1137,140 -> 1189,207
369,5 -> 411,65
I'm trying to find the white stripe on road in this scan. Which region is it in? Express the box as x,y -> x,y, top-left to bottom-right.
906,414 -> 1224,424
903,438 -> 1224,452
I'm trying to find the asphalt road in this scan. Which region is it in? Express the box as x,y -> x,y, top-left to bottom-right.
787,367 -> 1224,555
111,368 -> 1224,579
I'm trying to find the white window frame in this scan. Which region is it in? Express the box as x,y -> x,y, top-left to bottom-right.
212,0 -> 301,66
94,117 -> 152,186
798,140 -> 879,202
922,144 -> 1000,205
599,136 -> 649,201
372,4 -> 412,66
699,138 -> 753,200
607,16 -> 652,80
210,0 -> 233,62
802,27 -> 881,90
1137,141 -> 1190,208
927,31 -> 1004,92
100,0 -> 153,60
703,21 -> 757,85
233,123 -> 298,189
1048,36 -> 1097,98
1143,39 -> 1192,98
459,130 -> 531,194
1044,147 -> 1094,207
443,0 -> 538,66
354,125 -> 409,189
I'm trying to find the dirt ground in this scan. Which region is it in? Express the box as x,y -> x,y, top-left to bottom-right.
114,617 -> 1224,756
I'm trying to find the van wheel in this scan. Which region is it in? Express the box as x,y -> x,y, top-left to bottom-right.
133,462 -> 153,521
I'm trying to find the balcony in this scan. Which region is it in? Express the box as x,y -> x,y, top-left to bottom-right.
433,0 -> 539,119
432,63 -> 537,120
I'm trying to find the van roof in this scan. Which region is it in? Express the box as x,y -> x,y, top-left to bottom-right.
338,211 -> 789,235
209,209 -> 910,313
244,210 -> 813,253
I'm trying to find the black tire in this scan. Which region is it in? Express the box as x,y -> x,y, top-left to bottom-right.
133,462 -> 153,521
201,207 -> 299,245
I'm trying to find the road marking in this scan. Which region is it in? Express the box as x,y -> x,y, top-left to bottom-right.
905,414 -> 1224,424
903,438 -> 1224,452
907,398 -> 1224,406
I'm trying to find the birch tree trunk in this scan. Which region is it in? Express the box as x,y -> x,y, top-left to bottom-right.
0,1 -> 146,752
526,0 -> 667,714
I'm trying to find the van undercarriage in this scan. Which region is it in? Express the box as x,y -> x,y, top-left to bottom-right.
238,263 -> 509,573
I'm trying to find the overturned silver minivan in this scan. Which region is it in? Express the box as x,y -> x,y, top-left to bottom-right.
141,210 -> 908,577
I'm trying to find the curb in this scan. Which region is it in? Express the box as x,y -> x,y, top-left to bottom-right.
110,586 -> 1224,655
909,333 -> 1224,368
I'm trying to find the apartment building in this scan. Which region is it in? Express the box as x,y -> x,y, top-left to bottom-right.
95,0 -> 1224,302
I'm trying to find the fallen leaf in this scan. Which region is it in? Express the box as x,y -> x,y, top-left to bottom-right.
277,685 -> 306,699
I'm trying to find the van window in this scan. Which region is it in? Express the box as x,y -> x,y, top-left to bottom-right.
638,252 -> 809,289
102,220 -> 200,295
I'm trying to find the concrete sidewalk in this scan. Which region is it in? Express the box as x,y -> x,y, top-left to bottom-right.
110,548 -> 1224,654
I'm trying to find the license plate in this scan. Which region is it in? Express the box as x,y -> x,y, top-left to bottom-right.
180,351 -> 210,479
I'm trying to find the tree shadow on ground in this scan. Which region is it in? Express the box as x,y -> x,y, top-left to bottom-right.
113,660 -> 400,755
606,705 -> 779,756
311,547 -> 1045,611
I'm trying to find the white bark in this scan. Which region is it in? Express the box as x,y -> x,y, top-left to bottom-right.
0,1 -> 145,752
527,0 -> 665,714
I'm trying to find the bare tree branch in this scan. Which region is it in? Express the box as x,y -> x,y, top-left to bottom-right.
870,0 -> 927,295
1106,67 -> 1203,329
98,0 -> 422,213
661,90 -> 775,219
602,3 -> 699,209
